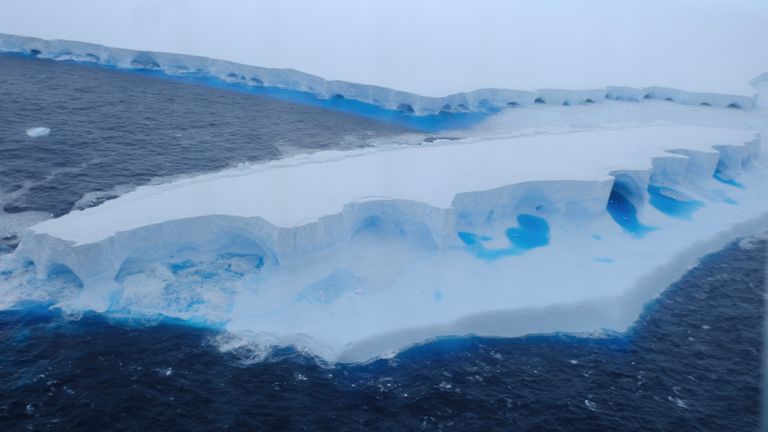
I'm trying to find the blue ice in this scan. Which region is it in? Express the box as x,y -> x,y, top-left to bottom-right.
433,290 -> 443,302
109,251 -> 266,318
606,189 -> 656,237
458,214 -> 550,261
647,185 -> 703,220
713,171 -> 744,189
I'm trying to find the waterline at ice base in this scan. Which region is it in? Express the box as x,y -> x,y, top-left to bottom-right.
1,35 -> 767,363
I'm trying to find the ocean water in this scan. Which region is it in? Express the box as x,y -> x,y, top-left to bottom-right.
0,55 -> 766,431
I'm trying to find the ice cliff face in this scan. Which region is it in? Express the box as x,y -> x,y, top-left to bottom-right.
0,33 -> 759,117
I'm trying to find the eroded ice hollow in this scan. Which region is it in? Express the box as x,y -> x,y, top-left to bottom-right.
8,125 -> 768,362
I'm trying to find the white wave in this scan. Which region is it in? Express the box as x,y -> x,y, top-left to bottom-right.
738,232 -> 768,250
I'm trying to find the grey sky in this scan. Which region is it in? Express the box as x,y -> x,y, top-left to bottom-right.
1,0 -> 766,95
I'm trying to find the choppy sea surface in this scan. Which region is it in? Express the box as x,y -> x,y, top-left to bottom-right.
0,54 -> 766,431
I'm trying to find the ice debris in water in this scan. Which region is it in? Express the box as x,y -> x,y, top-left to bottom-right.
584,400 -> 598,411
26,127 -> 50,137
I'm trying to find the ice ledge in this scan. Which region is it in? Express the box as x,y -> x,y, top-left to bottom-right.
0,33 -> 759,116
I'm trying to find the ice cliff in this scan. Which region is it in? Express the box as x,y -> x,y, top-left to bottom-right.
0,33 -> 759,117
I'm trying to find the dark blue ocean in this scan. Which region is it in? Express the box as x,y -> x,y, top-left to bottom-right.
1,55 -> 766,431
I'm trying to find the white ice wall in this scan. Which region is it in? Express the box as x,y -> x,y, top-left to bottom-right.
0,33 -> 758,115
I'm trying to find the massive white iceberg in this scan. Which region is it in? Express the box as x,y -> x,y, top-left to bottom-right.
0,33 -> 759,116
4,121 -> 767,362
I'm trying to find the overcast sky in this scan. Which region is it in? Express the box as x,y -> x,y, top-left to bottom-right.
1,0 -> 766,95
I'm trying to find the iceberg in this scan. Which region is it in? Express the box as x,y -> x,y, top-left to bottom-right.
5,125 -> 768,362
0,33 -> 758,118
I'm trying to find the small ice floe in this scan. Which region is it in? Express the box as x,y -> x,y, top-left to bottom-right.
26,127 -> 50,138
668,396 -> 688,409
584,399 -> 598,411
154,367 -> 174,377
